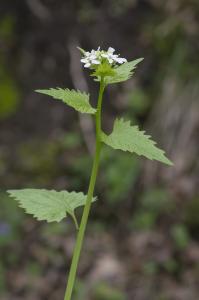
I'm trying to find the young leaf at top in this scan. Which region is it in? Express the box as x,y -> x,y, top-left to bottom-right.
36,88 -> 96,114
101,118 -> 173,166
104,58 -> 144,85
8,189 -> 97,226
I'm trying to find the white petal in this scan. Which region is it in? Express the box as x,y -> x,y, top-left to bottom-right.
110,54 -> 118,59
81,58 -> 89,63
84,63 -> 91,68
114,57 -> 127,64
101,53 -> 108,58
108,58 -> 113,64
108,47 -> 115,53
90,54 -> 97,60
92,59 -> 100,64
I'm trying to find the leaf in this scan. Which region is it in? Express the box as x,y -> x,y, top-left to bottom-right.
7,189 -> 96,225
105,58 -> 144,85
77,46 -> 86,55
35,88 -> 96,114
101,119 -> 173,166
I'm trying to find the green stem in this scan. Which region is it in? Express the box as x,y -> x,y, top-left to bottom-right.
64,77 -> 105,300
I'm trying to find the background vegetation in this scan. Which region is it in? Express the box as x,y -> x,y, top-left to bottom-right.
0,1 -> 199,299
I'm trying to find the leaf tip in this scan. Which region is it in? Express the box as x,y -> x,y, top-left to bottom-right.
35,89 -> 44,94
164,158 -> 174,167
77,46 -> 86,55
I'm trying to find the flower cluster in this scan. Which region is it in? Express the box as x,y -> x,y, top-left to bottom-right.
80,47 -> 127,69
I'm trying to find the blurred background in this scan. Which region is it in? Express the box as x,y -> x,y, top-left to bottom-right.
0,0 -> 199,299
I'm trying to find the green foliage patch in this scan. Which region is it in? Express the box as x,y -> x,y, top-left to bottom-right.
101,118 -> 172,165
8,189 -> 96,225
36,88 -> 96,114
105,58 -> 144,84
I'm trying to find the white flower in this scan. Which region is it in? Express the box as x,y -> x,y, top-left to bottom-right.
114,57 -> 127,64
80,46 -> 127,69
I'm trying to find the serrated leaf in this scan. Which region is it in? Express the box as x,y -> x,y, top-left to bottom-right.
7,189 -> 96,224
101,119 -> 173,166
104,58 -> 144,85
35,88 -> 96,114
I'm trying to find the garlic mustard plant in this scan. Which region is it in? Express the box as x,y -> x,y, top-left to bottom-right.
7,46 -> 173,300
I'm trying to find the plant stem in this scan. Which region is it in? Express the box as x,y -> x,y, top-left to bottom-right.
64,77 -> 105,300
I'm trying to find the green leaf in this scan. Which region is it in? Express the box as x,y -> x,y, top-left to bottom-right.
101,119 -> 173,166
7,189 -> 96,225
35,88 -> 96,114
105,58 -> 144,85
